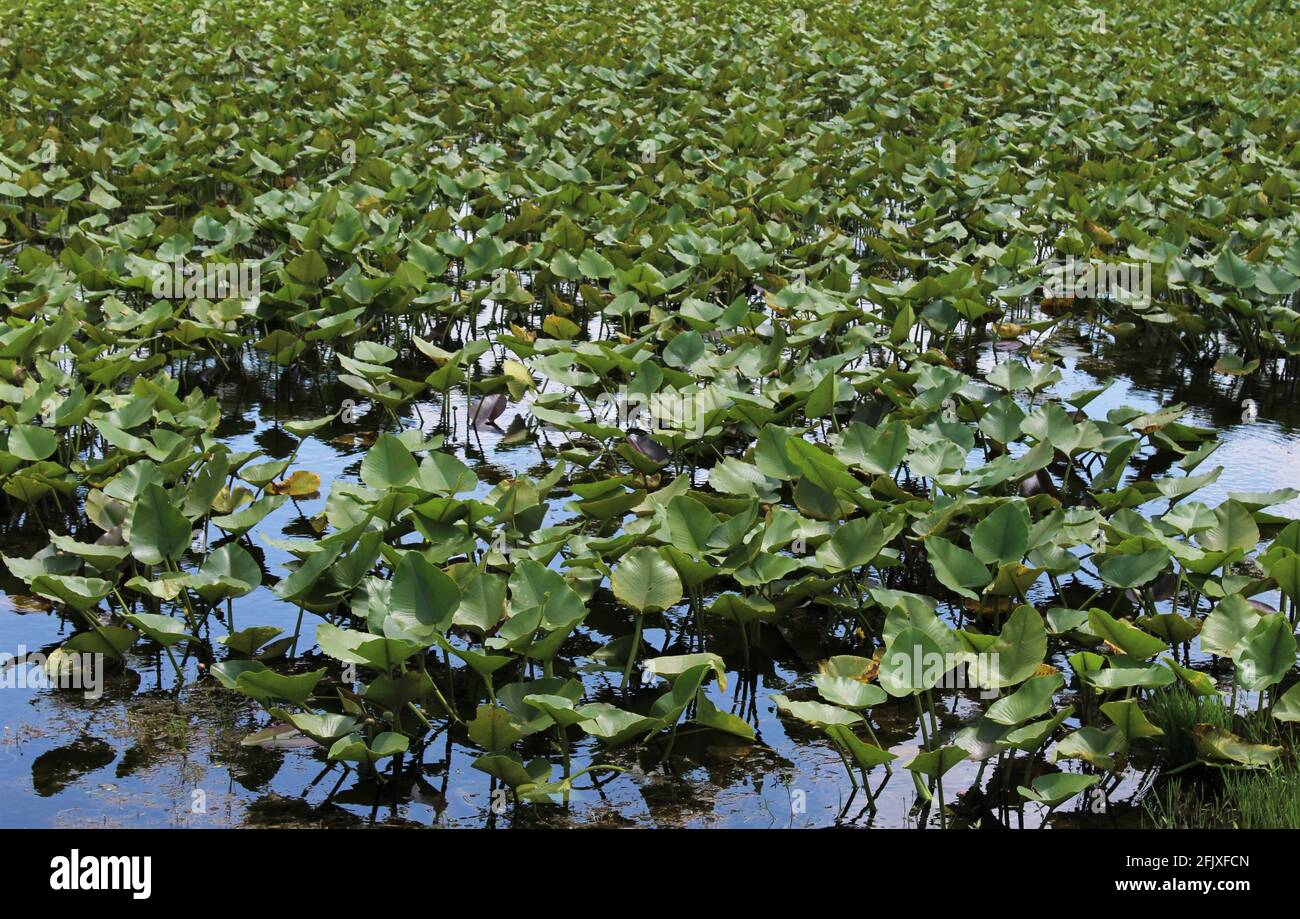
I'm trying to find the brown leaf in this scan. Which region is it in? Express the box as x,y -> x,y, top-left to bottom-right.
266,470 -> 321,497
331,431 -> 378,447
962,596 -> 1016,617
5,594 -> 53,613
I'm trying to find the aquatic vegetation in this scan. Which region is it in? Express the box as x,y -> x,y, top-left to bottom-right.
1,0 -> 1299,828
1145,752 -> 1300,830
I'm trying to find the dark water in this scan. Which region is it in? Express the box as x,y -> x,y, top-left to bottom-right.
1,327 -> 1296,829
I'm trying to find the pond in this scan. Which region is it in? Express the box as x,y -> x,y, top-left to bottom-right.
4,0 -> 1299,834
2,319 -> 1295,829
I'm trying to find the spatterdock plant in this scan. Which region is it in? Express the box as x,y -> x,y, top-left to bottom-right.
610,546 -> 683,688
6,0 -> 1300,832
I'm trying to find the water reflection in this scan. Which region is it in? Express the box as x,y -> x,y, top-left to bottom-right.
0,319 -> 1296,828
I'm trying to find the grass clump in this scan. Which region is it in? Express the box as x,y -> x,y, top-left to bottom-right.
1143,684 -> 1232,769
1145,760 -> 1300,829
1143,684 -> 1300,828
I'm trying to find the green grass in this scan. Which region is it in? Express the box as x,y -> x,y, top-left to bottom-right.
1145,759 -> 1300,829
1144,684 -> 1233,769
1143,685 -> 1300,828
